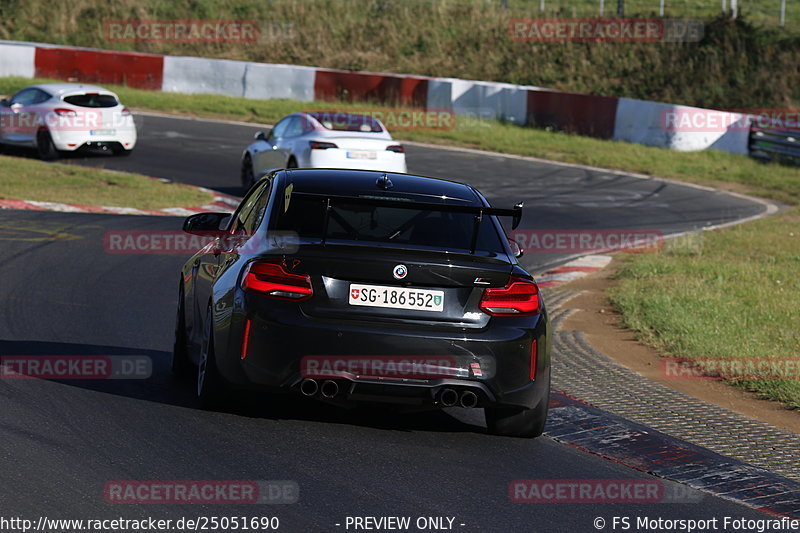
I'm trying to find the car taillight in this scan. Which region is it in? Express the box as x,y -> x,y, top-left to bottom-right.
309,141 -> 338,150
53,108 -> 77,117
479,277 -> 540,316
121,107 -> 131,116
241,262 -> 313,301
386,144 -> 405,153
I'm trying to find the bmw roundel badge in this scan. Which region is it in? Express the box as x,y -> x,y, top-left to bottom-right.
393,264 -> 408,280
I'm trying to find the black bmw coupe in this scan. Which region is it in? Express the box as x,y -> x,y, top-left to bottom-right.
173,168 -> 551,437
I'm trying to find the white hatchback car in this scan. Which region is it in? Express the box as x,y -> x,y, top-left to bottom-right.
0,83 -> 137,160
241,112 -> 407,188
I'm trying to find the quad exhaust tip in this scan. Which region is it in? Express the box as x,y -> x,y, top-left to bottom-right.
460,390 -> 478,408
300,378 -> 318,396
321,380 -> 339,398
439,388 -> 459,407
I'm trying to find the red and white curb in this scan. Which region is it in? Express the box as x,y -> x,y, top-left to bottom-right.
536,255 -> 612,289
0,187 -> 240,217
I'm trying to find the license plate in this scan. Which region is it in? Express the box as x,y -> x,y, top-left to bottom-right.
349,284 -> 444,312
346,151 -> 377,160
90,129 -> 115,135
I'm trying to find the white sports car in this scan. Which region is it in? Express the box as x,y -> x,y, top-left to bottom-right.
0,83 -> 137,160
241,112 -> 407,188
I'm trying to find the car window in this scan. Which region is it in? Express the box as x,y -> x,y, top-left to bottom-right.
300,114 -> 316,133
230,180 -> 270,236
283,117 -> 303,138
241,181 -> 272,235
30,89 -> 51,104
10,89 -> 40,106
275,196 -> 505,255
270,118 -> 291,140
309,112 -> 384,133
63,93 -> 118,108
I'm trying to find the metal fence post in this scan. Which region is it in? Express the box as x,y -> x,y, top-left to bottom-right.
781,0 -> 787,27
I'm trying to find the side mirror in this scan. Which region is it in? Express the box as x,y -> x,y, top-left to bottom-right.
508,238 -> 524,258
183,212 -> 231,235
0,98 -> 9,107
254,130 -> 269,142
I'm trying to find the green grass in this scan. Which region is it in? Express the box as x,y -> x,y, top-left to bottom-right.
4,76 -> 799,205
0,0 -> 798,109
0,155 -> 212,210
610,212 -> 800,408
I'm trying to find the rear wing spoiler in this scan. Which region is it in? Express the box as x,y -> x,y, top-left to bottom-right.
289,192 -> 523,254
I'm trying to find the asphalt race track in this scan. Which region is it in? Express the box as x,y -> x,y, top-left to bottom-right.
70,113 -> 767,270
0,114 -> 776,530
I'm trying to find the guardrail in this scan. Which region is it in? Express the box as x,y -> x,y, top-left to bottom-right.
749,126 -> 800,164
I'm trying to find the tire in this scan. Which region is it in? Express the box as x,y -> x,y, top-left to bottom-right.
112,146 -> 132,157
197,305 -> 227,410
241,154 -> 255,190
171,283 -> 192,378
485,384 -> 550,438
36,128 -> 58,161
286,157 -> 297,169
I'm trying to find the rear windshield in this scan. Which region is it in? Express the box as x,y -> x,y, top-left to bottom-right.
63,94 -> 119,108
275,196 -> 506,255
309,112 -> 383,133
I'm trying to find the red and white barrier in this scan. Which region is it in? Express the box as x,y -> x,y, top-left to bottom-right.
0,43 -> 36,78
614,98 -> 749,155
0,39 -> 755,157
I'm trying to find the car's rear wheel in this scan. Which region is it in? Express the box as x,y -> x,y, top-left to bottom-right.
112,145 -> 132,157
171,283 -> 192,378
36,128 -> 58,161
241,154 -> 255,189
485,386 -> 549,438
197,306 -> 226,409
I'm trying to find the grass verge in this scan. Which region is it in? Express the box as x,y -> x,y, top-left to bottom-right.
0,155 -> 212,210
609,213 -> 800,409
1,77 -> 798,407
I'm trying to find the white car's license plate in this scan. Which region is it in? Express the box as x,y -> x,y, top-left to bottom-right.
346,151 -> 377,160
349,284 -> 444,312
90,129 -> 116,135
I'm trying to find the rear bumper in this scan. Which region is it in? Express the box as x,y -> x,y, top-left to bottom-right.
50,126 -> 137,152
214,299 -> 551,410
